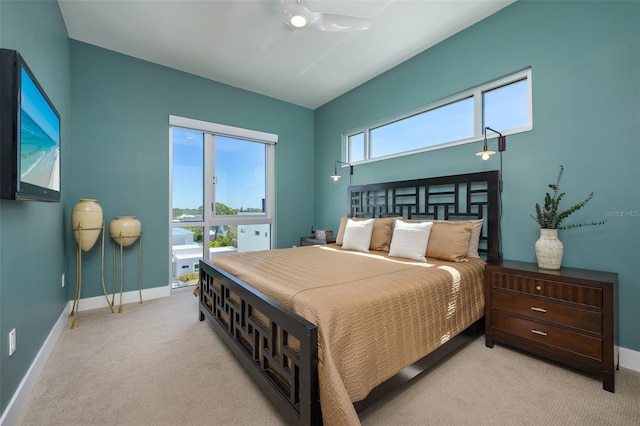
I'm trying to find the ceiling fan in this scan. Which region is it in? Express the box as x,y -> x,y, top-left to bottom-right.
281,0 -> 373,32
263,0 -> 373,49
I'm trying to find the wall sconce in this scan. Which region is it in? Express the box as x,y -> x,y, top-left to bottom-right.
476,126 -> 506,160
330,160 -> 353,182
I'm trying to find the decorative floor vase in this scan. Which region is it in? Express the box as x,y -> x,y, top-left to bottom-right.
535,228 -> 563,270
72,199 -> 103,252
109,216 -> 141,247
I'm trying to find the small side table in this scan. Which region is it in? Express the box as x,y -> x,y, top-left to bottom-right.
300,237 -> 336,246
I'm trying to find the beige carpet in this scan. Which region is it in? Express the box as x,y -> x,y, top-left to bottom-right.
18,288 -> 640,426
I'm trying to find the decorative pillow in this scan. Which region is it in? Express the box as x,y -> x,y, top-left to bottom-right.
388,219 -> 433,261
341,218 -> 375,253
426,221 -> 472,262
335,216 -> 353,245
369,217 -> 397,252
336,217 -> 399,252
467,219 -> 484,258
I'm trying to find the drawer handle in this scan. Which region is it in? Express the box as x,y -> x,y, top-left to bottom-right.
535,285 -> 542,291
531,329 -> 548,336
531,306 -> 547,313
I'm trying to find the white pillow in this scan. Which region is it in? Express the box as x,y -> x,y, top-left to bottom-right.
389,219 -> 433,261
341,218 -> 375,253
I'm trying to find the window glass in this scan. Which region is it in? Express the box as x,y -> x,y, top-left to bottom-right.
213,136 -> 266,216
171,128 -> 204,221
370,97 -> 473,159
483,79 -> 529,131
348,132 -> 365,162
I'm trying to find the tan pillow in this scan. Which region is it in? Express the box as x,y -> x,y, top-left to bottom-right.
426,221 -> 472,262
420,219 -> 484,258
467,219 -> 484,258
369,217 -> 397,251
336,216 -> 398,252
336,216 -> 351,245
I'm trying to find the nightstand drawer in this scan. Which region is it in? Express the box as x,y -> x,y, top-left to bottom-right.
492,311 -> 603,361
489,271 -> 603,308
492,290 -> 602,334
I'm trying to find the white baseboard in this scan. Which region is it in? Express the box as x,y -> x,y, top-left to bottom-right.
0,286 -> 171,426
69,285 -> 171,313
0,304 -> 68,426
619,346 -> 640,372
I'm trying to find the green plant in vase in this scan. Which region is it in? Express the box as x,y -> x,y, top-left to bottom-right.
531,165 -> 605,269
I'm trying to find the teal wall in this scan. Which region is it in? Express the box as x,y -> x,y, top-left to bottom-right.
314,1 -> 640,351
0,0 -> 70,415
68,41 -> 314,299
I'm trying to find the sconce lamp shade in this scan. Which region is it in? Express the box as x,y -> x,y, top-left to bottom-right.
476,145 -> 496,160
476,127 -> 506,160
330,160 -> 353,181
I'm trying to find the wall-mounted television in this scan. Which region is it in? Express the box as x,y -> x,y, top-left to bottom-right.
0,48 -> 60,202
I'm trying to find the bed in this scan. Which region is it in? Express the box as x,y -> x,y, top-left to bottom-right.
198,171 -> 500,425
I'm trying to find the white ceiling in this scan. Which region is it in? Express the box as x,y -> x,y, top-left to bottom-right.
58,0 -> 515,110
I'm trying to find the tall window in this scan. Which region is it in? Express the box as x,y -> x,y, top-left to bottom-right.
346,68 -> 532,163
169,116 -> 276,288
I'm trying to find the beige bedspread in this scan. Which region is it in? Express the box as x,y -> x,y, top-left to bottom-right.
211,244 -> 485,425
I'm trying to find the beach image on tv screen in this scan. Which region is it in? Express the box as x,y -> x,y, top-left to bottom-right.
20,67 -> 60,192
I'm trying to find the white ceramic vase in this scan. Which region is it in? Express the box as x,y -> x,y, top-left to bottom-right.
109,216 -> 141,247
71,199 -> 103,252
535,228 -> 563,270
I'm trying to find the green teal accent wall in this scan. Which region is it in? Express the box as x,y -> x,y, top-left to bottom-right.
314,1 -> 640,351
68,41 -> 315,299
0,0 -> 70,415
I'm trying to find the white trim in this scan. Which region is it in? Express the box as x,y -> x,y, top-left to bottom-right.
0,304 -> 68,426
69,285 -> 171,313
169,115 -> 277,144
618,345 -> 640,372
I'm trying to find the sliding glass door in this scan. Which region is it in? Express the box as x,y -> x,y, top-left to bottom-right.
169,117 -> 276,288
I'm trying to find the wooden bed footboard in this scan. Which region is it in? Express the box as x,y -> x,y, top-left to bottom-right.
198,260 -> 321,425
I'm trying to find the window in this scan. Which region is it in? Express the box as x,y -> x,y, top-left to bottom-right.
483,78 -> 529,131
346,69 -> 531,163
370,97 -> 474,159
169,115 -> 276,288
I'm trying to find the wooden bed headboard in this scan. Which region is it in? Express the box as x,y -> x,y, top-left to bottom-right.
348,170 -> 501,262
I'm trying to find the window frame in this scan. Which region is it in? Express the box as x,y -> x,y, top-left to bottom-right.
168,115 -> 277,284
344,68 -> 532,164
169,115 -> 277,228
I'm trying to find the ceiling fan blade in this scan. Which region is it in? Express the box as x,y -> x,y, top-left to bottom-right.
315,13 -> 372,32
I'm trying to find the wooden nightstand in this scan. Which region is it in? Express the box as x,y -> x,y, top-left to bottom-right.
299,237 -> 335,246
484,260 -> 618,392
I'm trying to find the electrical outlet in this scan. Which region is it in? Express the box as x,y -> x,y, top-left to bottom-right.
9,328 -> 16,356
61,273 -> 65,288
